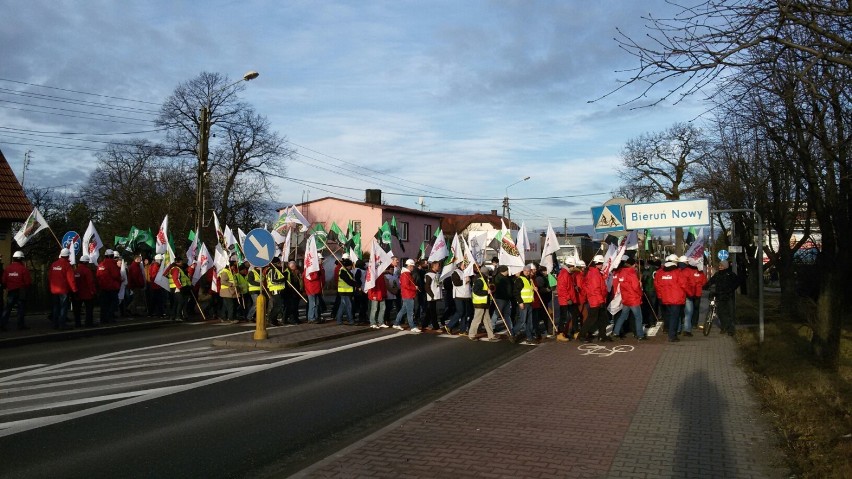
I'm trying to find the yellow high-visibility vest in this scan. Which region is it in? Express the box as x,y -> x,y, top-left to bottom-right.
472,277 -> 488,305
520,276 -> 534,304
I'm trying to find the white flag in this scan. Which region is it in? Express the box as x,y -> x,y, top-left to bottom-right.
186,233 -> 199,265
497,220 -> 524,275
153,245 -> 175,290
541,222 -> 560,272
213,244 -> 228,273
82,220 -> 104,265
440,233 -> 463,281
515,222 -> 528,265
155,216 -> 169,255
281,229 -> 292,262
304,234 -> 320,275
467,231 -> 488,265
427,229 -> 448,262
365,238 -> 394,290
192,243 -> 214,285
14,207 -> 49,247
462,237 -> 477,278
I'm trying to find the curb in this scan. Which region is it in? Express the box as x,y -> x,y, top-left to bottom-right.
211,326 -> 375,350
0,320 -> 177,348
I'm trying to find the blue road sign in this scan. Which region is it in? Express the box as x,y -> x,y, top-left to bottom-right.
591,205 -> 625,233
244,228 -> 276,268
62,231 -> 81,255
717,249 -> 729,261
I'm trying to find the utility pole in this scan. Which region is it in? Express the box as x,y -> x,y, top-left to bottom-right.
196,105 -> 210,236
563,218 -> 567,237
502,196 -> 509,222
21,150 -> 32,187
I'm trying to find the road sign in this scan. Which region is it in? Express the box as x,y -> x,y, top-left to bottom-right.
623,199 -> 710,229
728,245 -> 743,253
62,231 -> 81,255
591,205 -> 625,233
244,228 -> 276,268
717,250 -> 729,261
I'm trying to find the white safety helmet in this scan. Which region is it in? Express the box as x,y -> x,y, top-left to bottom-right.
59,248 -> 70,257
80,255 -> 90,262
12,251 -> 24,259
105,249 -> 114,256
577,260 -> 586,268
523,263 -> 535,271
665,254 -> 678,262
565,257 -> 576,267
154,253 -> 164,261
114,251 -> 121,258
342,253 -> 350,259
678,255 -> 688,263
592,255 -> 605,264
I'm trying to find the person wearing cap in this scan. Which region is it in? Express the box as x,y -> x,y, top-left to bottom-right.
283,260 -> 303,325
97,249 -> 122,323
147,254 -> 166,317
48,248 -> 79,330
655,255 -> 689,342
512,264 -> 538,345
703,260 -> 741,336
422,261 -> 444,331
393,259 -> 421,332
490,265 -> 514,334
266,257 -> 287,326
166,256 -> 191,322
126,254 -> 146,316
219,257 -> 238,323
578,255 -> 610,342
612,257 -> 646,340
445,262 -> 472,335
335,258 -> 359,325
684,258 -> 706,334
556,258 -> 579,341
72,255 -> 97,327
1,251 -> 32,331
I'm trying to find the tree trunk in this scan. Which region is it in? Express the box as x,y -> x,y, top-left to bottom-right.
812,266 -> 843,370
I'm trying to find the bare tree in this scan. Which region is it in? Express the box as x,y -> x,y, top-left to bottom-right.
617,122 -> 712,253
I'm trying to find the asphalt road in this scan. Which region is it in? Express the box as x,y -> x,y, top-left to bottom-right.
0,332 -> 526,478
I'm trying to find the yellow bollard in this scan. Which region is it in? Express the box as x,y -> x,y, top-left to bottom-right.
253,294 -> 268,340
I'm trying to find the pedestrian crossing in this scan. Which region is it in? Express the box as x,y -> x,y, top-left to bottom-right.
0,344 -> 308,437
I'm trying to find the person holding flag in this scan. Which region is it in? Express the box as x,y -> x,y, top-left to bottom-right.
393,259 -> 420,332
147,254 -> 166,317
556,258 -> 579,341
423,261 -> 443,331
283,261 -> 303,325
303,243 -> 323,323
166,256 -> 192,322
578,255 -> 611,342
335,258 -> 358,325
219,257 -> 239,323
512,264 -> 538,345
1,251 -> 32,331
96,249 -> 120,324
72,255 -> 97,328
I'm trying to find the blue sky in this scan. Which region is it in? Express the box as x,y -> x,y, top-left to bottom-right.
0,0 -> 707,233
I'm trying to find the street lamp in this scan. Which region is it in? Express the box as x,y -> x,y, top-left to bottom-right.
196,70 -> 259,235
503,176 -> 530,225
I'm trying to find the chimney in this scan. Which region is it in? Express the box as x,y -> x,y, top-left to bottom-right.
365,189 -> 382,205
491,209 -> 498,215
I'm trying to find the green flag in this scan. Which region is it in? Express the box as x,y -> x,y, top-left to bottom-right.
141,228 -> 155,249
312,223 -> 328,248
329,222 -> 345,243
418,241 -> 426,260
390,216 -> 405,252
352,232 -> 361,259
376,221 -> 392,245
188,230 -> 196,241
114,235 -> 128,248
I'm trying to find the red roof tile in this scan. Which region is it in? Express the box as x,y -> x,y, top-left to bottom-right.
439,213 -> 518,234
0,148 -> 32,221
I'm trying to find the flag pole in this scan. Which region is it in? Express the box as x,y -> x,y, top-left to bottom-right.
47,226 -> 62,249
534,288 -> 558,337
474,266 -> 514,343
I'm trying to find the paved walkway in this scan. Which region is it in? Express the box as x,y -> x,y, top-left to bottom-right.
294,330 -> 787,478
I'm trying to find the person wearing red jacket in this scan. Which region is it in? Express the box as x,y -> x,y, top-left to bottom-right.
97,249 -> 122,324
366,265 -> 389,329
49,248 -> 78,330
147,254 -> 165,317
573,260 -> 588,327
72,255 -> 98,327
686,260 -> 707,332
303,261 -> 324,323
1,250 -> 32,331
578,255 -> 611,342
612,257 -> 646,340
126,254 -> 146,316
654,255 -> 689,342
393,259 -> 420,332
556,258 -> 578,341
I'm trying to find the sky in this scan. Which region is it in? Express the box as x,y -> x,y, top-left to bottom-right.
0,0 -> 708,234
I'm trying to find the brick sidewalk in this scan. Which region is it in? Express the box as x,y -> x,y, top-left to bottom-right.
295,332 -> 787,478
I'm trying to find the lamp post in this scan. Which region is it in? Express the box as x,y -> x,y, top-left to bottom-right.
503,176 -> 530,225
196,70 -> 259,235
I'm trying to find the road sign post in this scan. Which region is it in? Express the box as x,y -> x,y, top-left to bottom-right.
244,228 -> 276,341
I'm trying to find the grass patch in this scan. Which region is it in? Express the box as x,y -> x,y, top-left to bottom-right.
736,292 -> 852,478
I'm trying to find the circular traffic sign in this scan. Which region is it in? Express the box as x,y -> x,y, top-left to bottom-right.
62,231 -> 81,255
717,249 -> 729,261
244,228 -> 276,268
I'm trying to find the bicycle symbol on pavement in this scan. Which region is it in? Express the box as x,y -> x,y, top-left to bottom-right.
577,344 -> 635,357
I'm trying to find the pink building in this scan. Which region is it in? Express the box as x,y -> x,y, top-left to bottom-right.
288,190 -> 443,259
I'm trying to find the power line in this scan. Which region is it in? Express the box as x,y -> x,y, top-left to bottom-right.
0,77 -> 163,106
0,129 -> 150,147
0,101 -> 156,126
0,139 -> 102,151
0,88 -> 160,115
0,126 -> 167,136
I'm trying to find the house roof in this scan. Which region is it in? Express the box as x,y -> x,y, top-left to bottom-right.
0,149 -> 32,221
291,196 -> 444,219
439,212 -> 519,234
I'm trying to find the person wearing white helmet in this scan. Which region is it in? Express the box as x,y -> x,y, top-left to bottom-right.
578,254 -> 611,342
96,248 -> 121,323
654,254 -> 689,342
682,256 -> 706,335
48,247 -> 79,330
1,250 -> 32,331
612,256 -> 646,340
72,255 -> 97,327
556,257 -> 579,341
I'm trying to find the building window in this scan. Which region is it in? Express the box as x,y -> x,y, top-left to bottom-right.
399,221 -> 409,241
424,224 -> 432,240
352,221 -> 361,235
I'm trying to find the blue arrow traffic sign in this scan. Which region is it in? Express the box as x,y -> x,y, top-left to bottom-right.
244,228 -> 276,268
717,249 -> 729,261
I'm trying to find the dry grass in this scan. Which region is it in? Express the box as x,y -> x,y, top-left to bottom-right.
736,292 -> 852,478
